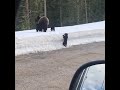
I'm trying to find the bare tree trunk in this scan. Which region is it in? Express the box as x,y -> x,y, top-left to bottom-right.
77,0 -> 80,24
25,0 -> 30,29
36,0 -> 38,13
60,0 -> 62,26
44,0 -> 47,16
85,0 -> 88,23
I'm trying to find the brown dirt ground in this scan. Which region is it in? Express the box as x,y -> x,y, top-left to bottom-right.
15,41 -> 105,90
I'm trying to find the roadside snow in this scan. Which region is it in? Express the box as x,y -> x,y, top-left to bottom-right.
15,21 -> 105,56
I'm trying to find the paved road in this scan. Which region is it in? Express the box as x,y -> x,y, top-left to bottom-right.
15,41 -> 105,90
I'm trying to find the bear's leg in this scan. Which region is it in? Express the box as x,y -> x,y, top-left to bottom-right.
43,27 -> 47,32
44,24 -> 47,32
63,39 -> 67,47
36,24 -> 39,32
36,29 -> 38,32
44,29 -> 46,32
39,27 -> 42,32
63,41 -> 65,46
64,40 -> 67,47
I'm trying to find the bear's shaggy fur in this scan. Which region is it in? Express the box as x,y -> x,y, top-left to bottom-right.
63,33 -> 68,47
38,16 -> 49,32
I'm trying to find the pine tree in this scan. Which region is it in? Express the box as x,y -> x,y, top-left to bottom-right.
15,0 -> 105,31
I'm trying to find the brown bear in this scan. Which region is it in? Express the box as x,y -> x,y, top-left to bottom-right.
63,33 -> 68,47
38,16 -> 49,32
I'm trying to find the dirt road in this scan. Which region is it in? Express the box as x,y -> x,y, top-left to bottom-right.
15,41 -> 105,90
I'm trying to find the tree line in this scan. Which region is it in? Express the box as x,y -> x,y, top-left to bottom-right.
15,0 -> 105,31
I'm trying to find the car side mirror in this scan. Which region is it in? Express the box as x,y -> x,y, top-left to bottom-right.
69,60 -> 105,90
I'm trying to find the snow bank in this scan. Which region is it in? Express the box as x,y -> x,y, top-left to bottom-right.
15,21 -> 105,56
